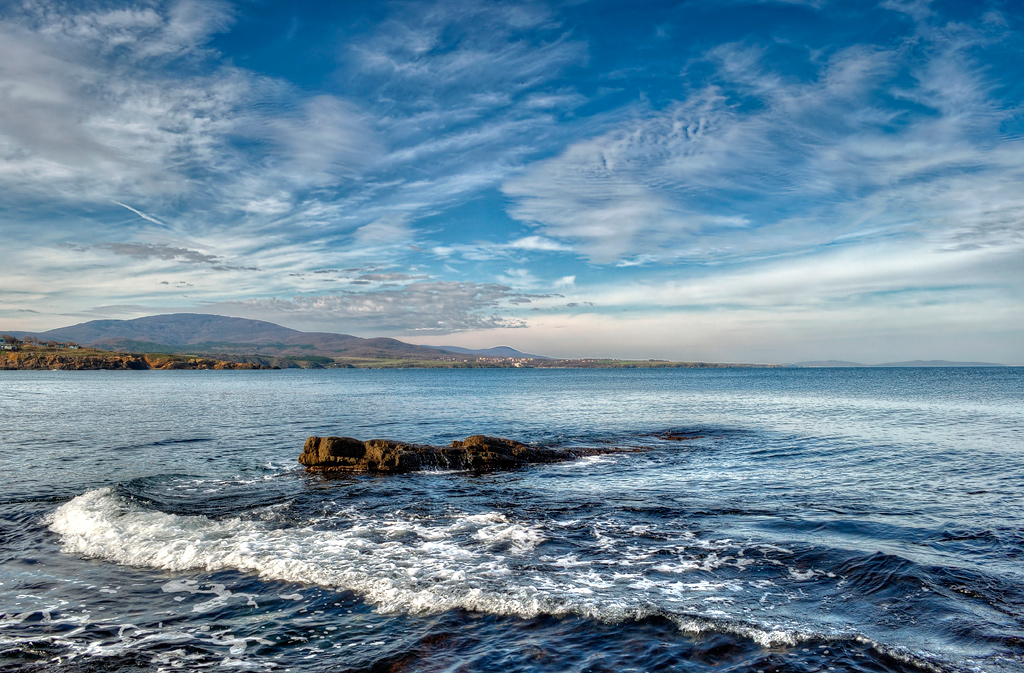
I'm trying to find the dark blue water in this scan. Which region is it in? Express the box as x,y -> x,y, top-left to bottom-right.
0,368 -> 1021,672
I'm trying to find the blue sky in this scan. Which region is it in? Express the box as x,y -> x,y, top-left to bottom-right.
1,0 -> 1022,362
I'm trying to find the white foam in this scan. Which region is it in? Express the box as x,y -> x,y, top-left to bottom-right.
49,488 -> 844,649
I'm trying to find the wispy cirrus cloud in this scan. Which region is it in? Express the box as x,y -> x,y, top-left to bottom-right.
24,0 -> 235,60
503,8 -> 1024,265
94,242 -> 260,271
0,0 -> 589,253
2,0 -> 1021,362
0,0 -> 383,234
0,0 -> 595,272
0,5 -> 248,205
428,234 -> 572,263
332,0 -> 590,223
101,242 -> 221,265
215,281 -> 548,333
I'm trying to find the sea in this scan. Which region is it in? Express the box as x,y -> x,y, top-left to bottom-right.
0,367 -> 1021,673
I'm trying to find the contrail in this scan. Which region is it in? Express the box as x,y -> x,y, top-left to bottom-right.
113,201 -> 166,227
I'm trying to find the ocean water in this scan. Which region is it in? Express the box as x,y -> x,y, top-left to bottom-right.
0,367 -> 1021,673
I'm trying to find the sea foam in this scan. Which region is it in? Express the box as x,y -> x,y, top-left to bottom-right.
49,488 -> 847,649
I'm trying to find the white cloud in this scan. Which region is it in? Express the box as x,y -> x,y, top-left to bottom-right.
215,281 -> 544,333
1,0 -> 1020,364
523,91 -> 587,110
353,216 -> 413,246
411,241 -> 1024,362
495,267 -> 539,288
135,0 -> 234,58
329,0 -> 591,225
502,20 -> 1024,266
416,234 -> 574,264
0,12 -> 247,204
0,0 -> 592,264
240,194 -> 292,215
508,235 -> 571,251
583,243 -> 1022,312
0,0 -> 384,228
24,0 -> 234,60
353,1 -> 577,104
261,95 -> 379,188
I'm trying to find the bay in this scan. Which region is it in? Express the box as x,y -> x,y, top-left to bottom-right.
0,368 -> 1021,672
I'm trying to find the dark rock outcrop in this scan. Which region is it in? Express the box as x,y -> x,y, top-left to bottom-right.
299,434 -> 602,473
654,432 -> 706,441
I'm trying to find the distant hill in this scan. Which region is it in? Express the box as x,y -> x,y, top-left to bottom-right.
425,345 -> 549,359
873,360 -> 1005,367
791,359 -> 1005,368
28,314 -> 304,347
10,314 -> 463,361
8,315 -> 1008,367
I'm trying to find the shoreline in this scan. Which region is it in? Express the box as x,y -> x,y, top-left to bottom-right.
1,347 -> 271,370
7,346 -> 1008,371
1,344 -> 785,370
1,351 -> 784,370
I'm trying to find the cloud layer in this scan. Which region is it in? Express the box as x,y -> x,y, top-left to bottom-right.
0,0 -> 1021,362
504,22 -> 1024,265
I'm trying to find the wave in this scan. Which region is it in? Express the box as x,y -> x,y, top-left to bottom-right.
48,487 -> 896,656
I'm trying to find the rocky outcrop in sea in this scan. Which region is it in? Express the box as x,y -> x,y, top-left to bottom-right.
299,434 -> 613,473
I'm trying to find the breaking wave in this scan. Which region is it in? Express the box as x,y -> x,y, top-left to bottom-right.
50,487 -> 850,651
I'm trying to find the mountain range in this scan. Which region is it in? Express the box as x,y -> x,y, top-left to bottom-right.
5,315 -> 1006,367
7,314 -> 542,363
426,345 -> 548,360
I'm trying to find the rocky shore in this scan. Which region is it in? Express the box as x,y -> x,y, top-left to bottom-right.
1,350 -> 270,370
299,434 -> 618,473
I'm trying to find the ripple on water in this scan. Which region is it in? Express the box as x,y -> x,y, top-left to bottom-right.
0,367 -> 1021,672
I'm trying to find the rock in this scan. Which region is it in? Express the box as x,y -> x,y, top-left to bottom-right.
655,432 -> 706,441
299,434 -> 600,473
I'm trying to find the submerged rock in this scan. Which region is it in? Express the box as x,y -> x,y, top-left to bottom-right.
299,434 -> 601,473
654,432 -> 706,441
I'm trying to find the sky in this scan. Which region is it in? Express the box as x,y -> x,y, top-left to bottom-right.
1,0 -> 1022,363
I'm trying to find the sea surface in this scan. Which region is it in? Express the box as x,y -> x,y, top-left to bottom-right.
0,367 -> 1022,673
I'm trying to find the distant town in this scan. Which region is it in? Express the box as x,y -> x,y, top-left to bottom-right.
1,335 -> 79,351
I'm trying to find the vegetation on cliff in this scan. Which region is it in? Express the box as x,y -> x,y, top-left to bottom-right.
1,346 -> 271,370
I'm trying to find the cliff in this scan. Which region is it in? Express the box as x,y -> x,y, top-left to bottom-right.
1,349 -> 270,370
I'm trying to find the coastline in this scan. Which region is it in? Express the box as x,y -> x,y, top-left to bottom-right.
5,349 -> 1010,370
0,348 -> 784,370
1,347 -> 271,370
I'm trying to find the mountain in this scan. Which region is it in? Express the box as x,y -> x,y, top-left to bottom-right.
12,314 -> 460,361
24,314 -> 302,346
425,345 -> 549,359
